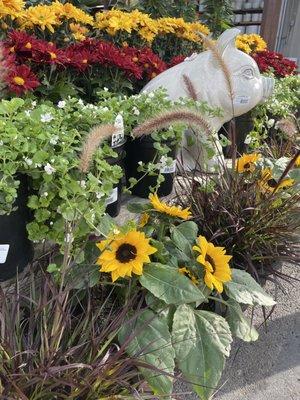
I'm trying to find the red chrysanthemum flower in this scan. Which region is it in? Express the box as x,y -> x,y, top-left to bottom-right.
168,55 -> 186,67
6,65 -> 40,95
5,30 -> 39,56
122,46 -> 166,79
252,50 -> 297,77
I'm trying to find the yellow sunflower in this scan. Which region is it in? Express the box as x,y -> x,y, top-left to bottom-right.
178,267 -> 199,285
193,236 -> 232,293
139,213 -> 150,227
96,230 -> 157,282
258,168 -> 294,193
149,193 -> 191,220
236,153 -> 260,173
294,155 -> 300,168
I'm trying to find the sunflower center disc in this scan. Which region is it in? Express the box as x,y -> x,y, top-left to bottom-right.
205,255 -> 216,272
244,162 -> 250,170
116,243 -> 137,263
267,178 -> 277,188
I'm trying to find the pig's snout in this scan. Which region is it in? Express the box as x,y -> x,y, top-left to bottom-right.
261,76 -> 275,102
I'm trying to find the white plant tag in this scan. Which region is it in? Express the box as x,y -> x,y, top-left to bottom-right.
105,187 -> 118,205
112,114 -> 125,148
160,158 -> 176,174
0,244 -> 9,264
234,95 -> 250,105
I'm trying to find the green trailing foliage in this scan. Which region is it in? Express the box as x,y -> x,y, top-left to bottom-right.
200,0 -> 234,37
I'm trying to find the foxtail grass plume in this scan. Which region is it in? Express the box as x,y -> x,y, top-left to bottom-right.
132,108 -> 214,139
79,124 -> 117,173
200,33 -> 234,103
275,118 -> 298,139
183,74 -> 198,101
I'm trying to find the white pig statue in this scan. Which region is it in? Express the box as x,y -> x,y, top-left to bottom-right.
142,28 -> 274,170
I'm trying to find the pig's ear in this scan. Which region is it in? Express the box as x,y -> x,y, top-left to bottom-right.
216,28 -> 240,57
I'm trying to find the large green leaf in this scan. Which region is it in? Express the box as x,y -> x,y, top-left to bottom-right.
173,221 -> 198,243
172,305 -> 232,400
140,263 -> 206,305
226,299 -> 259,342
224,269 -> 276,306
118,309 -> 175,396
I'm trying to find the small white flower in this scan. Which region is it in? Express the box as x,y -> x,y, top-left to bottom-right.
57,100 -> 66,109
244,135 -> 252,144
79,180 -> 86,188
138,161 -> 143,166
44,163 -> 56,175
24,157 -> 33,166
35,163 -> 41,168
78,99 -> 84,106
42,192 -> 48,197
50,221 -> 54,226
50,136 -> 58,145
132,106 -> 140,116
102,106 -> 109,112
148,92 -> 155,98
31,101 -> 37,108
25,110 -> 31,117
41,113 -> 53,123
103,87 -> 109,91
267,118 -> 275,128
96,192 -> 104,199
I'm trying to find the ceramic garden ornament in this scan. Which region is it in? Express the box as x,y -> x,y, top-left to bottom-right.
142,28 -> 274,170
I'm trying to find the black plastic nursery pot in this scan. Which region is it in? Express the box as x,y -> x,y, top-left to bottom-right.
125,136 -> 178,199
220,112 -> 254,157
0,175 -> 34,282
105,138 -> 126,218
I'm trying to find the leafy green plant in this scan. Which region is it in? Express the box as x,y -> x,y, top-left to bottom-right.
246,74 -> 300,150
200,0 -> 233,37
92,198 -> 276,400
138,0 -> 199,21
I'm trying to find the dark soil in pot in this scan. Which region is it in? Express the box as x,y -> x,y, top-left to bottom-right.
0,175 -> 34,282
125,136 -> 177,198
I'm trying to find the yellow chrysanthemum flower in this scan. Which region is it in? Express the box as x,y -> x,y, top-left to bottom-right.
178,267 -> 199,285
149,193 -> 191,220
236,153 -> 260,173
94,9 -> 209,43
96,230 -> 157,282
0,0 -> 25,19
69,22 -> 89,41
193,236 -> 232,293
236,34 -> 267,54
258,168 -> 294,193
63,2 -> 93,25
21,5 -> 60,32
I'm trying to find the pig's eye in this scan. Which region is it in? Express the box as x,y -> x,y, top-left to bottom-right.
242,68 -> 255,79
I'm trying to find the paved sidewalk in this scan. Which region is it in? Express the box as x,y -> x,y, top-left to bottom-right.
174,264 -> 300,400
